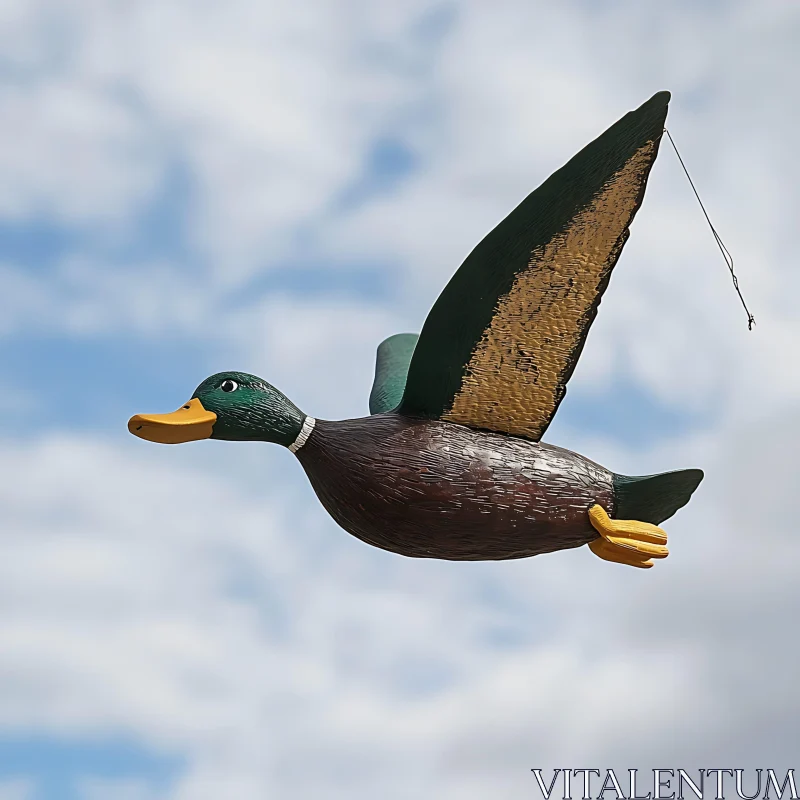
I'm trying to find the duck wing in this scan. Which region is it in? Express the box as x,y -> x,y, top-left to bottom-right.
398,91 -> 669,441
369,333 -> 419,414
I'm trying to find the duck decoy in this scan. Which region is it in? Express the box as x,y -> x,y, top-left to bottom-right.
129,91 -> 703,569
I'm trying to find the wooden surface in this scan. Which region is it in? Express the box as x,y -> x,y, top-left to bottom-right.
297,413 -> 614,561
369,333 -> 419,415
400,91 -> 670,442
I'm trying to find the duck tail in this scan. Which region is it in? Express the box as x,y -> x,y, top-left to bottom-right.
612,468 -> 704,525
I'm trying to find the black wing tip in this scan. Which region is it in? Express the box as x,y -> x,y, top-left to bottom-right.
648,90 -> 672,107
686,467 -> 705,487
629,90 -> 671,132
625,89 -> 670,119
593,91 -> 670,160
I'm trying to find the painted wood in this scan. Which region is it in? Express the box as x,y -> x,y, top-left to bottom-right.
400,92 -> 670,442
297,413 -> 615,560
128,92 -> 704,567
369,333 -> 419,414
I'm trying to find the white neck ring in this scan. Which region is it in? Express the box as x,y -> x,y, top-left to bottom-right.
288,416 -> 315,454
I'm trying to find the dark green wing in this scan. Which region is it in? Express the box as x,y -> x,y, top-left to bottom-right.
369,333 -> 419,414
398,91 -> 669,440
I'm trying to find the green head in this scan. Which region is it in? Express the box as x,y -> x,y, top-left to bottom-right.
128,371 -> 308,447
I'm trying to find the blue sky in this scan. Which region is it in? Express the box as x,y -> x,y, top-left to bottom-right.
0,2 -> 798,799
0,737 -> 181,800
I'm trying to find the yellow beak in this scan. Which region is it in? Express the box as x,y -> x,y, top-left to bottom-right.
128,397 -> 217,444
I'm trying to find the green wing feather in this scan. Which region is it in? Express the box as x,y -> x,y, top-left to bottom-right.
397,91 -> 670,441
369,333 -> 419,414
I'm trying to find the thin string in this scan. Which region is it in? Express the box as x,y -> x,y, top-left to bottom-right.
663,128 -> 755,330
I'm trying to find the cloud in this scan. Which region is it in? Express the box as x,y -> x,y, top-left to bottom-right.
0,0 -> 447,274
0,782 -> 32,800
80,779 -> 161,800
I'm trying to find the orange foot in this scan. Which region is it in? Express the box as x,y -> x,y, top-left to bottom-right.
587,504 -> 669,569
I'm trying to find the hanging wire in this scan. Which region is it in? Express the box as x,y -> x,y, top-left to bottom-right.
663,128 -> 755,330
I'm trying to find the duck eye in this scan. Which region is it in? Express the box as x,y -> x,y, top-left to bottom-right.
220,379 -> 239,393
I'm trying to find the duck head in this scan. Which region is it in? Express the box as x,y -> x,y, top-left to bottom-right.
128,371 -> 307,446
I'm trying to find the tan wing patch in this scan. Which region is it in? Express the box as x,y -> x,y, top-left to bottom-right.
442,140 -> 656,440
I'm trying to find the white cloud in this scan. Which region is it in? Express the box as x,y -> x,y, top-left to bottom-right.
0,781 -> 32,800
80,779 -> 161,800
0,0 -> 441,269
0,76 -> 164,224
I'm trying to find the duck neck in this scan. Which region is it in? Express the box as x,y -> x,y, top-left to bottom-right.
251,393 -> 308,448
211,390 -> 312,448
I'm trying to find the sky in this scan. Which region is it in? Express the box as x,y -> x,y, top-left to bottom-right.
0,1 -> 798,798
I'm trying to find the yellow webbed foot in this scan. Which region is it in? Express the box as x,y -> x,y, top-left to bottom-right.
588,504 -> 669,569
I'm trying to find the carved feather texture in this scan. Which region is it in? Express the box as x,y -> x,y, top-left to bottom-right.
400,92 -> 669,442
444,142 -> 657,439
297,414 -> 614,560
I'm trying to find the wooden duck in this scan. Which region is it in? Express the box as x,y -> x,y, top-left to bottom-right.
129,91 -> 703,569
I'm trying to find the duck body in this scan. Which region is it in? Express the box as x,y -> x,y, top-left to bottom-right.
297,413 -> 614,560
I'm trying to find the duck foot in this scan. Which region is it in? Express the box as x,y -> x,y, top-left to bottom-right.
587,504 -> 669,569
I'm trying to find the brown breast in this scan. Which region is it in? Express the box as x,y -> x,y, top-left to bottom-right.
295,413 -> 614,561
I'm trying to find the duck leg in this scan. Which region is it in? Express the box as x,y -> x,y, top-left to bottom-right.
587,504 -> 669,569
